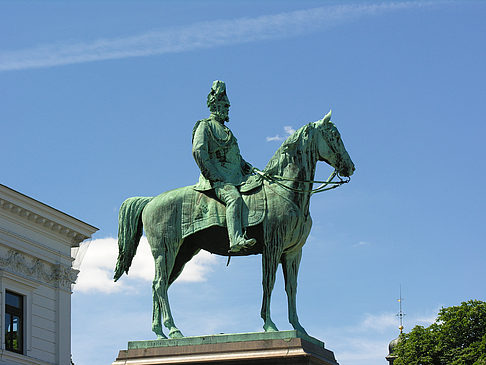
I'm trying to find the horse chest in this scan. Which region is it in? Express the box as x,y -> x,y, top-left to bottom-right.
278,203 -> 308,239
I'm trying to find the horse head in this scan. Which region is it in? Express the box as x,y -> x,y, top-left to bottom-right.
314,111 -> 355,177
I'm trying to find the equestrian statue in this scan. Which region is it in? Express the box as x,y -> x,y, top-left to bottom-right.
114,80 -> 355,339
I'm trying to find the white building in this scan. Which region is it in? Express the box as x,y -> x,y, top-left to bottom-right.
0,185 -> 97,365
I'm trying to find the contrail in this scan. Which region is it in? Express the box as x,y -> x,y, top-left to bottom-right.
0,2 -> 434,72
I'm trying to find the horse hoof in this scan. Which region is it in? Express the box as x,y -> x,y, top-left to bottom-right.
157,334 -> 167,340
263,322 -> 278,332
169,329 -> 184,338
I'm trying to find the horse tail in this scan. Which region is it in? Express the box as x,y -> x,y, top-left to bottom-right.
114,196 -> 153,281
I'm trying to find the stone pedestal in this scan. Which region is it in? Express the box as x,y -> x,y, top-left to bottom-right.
113,331 -> 339,365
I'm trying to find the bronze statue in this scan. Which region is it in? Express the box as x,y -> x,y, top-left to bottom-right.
114,81 -> 355,339
192,81 -> 256,253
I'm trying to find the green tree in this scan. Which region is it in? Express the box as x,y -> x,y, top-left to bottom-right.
394,300 -> 486,365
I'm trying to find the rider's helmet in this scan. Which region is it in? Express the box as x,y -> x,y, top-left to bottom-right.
207,80 -> 230,112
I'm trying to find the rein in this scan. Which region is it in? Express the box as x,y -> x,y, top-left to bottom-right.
253,168 -> 349,195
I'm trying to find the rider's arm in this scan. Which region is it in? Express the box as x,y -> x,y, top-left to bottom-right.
192,122 -> 224,182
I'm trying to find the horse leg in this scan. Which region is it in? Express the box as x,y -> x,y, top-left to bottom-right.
151,271 -> 166,339
261,251 -> 279,332
281,249 -> 308,335
153,253 -> 184,338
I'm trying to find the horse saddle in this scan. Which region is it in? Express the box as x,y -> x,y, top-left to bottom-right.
181,178 -> 266,239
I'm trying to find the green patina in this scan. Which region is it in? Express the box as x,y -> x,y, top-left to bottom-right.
114,81 -> 355,340
180,183 -> 265,239
127,330 -> 324,350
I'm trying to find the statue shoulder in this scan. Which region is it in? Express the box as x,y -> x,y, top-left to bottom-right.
192,118 -> 211,142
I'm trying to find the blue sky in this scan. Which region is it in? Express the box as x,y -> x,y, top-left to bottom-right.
1,1 -> 485,364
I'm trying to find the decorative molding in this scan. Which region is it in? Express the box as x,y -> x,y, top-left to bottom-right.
0,247 -> 78,291
0,198 -> 88,245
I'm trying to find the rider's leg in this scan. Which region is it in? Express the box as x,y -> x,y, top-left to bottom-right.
215,184 -> 256,252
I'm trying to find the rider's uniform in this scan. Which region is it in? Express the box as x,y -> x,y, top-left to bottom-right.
192,118 -> 249,190
192,117 -> 253,249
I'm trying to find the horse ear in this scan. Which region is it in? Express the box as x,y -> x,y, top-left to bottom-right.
322,110 -> 332,123
315,110 -> 332,127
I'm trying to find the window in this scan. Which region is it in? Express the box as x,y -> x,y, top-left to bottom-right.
5,290 -> 23,354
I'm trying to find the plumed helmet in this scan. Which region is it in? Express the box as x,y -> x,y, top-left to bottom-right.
207,80 -> 230,110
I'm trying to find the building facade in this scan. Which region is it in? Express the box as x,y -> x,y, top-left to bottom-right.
0,185 -> 97,365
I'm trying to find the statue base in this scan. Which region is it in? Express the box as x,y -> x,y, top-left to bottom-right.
112,330 -> 339,365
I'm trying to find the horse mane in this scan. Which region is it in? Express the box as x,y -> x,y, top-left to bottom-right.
263,122 -> 318,177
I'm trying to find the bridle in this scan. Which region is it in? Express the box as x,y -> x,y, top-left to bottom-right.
252,118 -> 351,195
253,167 -> 350,195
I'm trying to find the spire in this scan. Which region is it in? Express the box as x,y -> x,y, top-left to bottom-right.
386,286 -> 405,364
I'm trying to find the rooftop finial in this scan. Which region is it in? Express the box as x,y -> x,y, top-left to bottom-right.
397,285 -> 406,334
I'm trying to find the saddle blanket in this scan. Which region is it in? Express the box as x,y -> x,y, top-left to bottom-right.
181,185 -> 266,239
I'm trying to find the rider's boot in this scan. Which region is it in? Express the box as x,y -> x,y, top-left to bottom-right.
224,190 -> 256,253
229,236 -> 257,254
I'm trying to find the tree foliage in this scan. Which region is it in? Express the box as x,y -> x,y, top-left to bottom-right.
394,300 -> 486,365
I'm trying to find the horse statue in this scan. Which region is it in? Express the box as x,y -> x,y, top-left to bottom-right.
114,110 -> 355,339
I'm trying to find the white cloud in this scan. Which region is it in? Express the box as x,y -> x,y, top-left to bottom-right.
266,125 -> 296,142
266,135 -> 285,142
414,312 -> 438,326
353,241 -> 371,247
73,237 -> 120,293
177,250 -> 219,282
355,309 -> 437,334
74,236 -> 218,294
0,2 -> 436,72
359,312 -> 398,333
284,126 -> 296,135
337,337 -> 393,363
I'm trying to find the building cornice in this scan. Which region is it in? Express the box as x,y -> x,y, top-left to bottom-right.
0,185 -> 98,246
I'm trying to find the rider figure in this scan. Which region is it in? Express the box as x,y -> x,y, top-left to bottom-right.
192,80 -> 257,253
